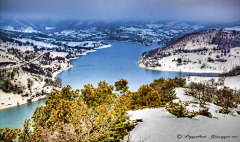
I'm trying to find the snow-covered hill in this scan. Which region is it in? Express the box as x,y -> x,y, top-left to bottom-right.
139,29 -> 240,73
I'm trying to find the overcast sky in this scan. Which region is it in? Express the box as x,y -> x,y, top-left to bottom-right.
1,0 -> 240,23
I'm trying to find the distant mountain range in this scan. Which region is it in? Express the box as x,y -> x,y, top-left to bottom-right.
1,18 -> 239,47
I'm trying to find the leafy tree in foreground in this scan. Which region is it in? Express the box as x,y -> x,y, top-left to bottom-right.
30,80 -> 134,142
81,81 -> 117,107
163,79 -> 178,101
149,77 -> 165,88
18,119 -> 32,141
218,87 -> 235,113
143,90 -> 160,107
136,84 -> 154,107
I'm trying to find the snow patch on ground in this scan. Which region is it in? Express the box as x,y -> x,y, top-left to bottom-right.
184,75 -> 240,91
128,105 -> 240,142
128,76 -> 240,141
13,38 -> 58,48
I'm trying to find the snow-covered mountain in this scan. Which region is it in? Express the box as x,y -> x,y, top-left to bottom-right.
1,18 -> 239,47
139,29 -> 240,73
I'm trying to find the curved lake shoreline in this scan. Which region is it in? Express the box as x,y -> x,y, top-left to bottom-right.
138,65 -> 221,74
0,97 -> 47,111
0,41 -> 218,130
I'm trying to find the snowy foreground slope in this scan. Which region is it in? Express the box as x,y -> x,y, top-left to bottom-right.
127,75 -> 240,142
127,105 -> 239,142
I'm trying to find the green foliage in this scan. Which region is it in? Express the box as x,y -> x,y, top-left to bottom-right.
136,84 -> 154,106
172,77 -> 186,87
219,108 -> 231,114
199,108 -> 212,118
149,77 -> 165,88
19,119 -> 32,141
125,77 -> 183,110
4,77 -> 191,141
163,79 -> 178,101
166,101 -> 212,118
81,81 -> 117,107
114,78 -> 129,95
143,90 -> 161,107
32,85 -> 79,129
30,80 -> 134,142
166,101 -> 198,118
186,81 -> 240,115
0,127 -> 21,142
221,87 -> 234,110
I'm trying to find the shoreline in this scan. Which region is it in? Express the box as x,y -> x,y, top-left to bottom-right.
0,96 -> 48,111
0,44 -> 111,111
0,62 -> 74,111
138,63 -> 221,75
52,64 -> 74,79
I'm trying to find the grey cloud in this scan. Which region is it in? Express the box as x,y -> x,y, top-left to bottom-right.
1,0 -> 239,23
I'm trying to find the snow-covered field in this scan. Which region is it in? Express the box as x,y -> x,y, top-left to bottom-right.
127,105 -> 239,142
67,41 -> 111,49
67,41 -> 97,47
95,44 -> 111,49
127,75 -> 240,142
183,75 -> 240,90
140,48 -> 240,74
0,90 -> 48,110
50,51 -> 68,58
13,38 -> 58,48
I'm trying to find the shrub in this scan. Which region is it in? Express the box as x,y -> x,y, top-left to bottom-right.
184,102 -> 189,106
219,108 -> 231,114
177,58 -> 182,64
166,101 -> 198,118
199,108 -> 212,118
0,128 -> 21,142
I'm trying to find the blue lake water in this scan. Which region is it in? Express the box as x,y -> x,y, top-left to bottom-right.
0,100 -> 46,129
0,42 -> 218,130
59,42 -> 218,91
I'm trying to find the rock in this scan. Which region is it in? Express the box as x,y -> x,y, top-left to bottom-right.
213,116 -> 219,119
136,119 -> 143,122
122,133 -> 130,142
230,111 -> 238,117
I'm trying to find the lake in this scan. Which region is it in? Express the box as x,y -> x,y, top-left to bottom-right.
59,42 -> 218,91
0,42 -> 218,130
